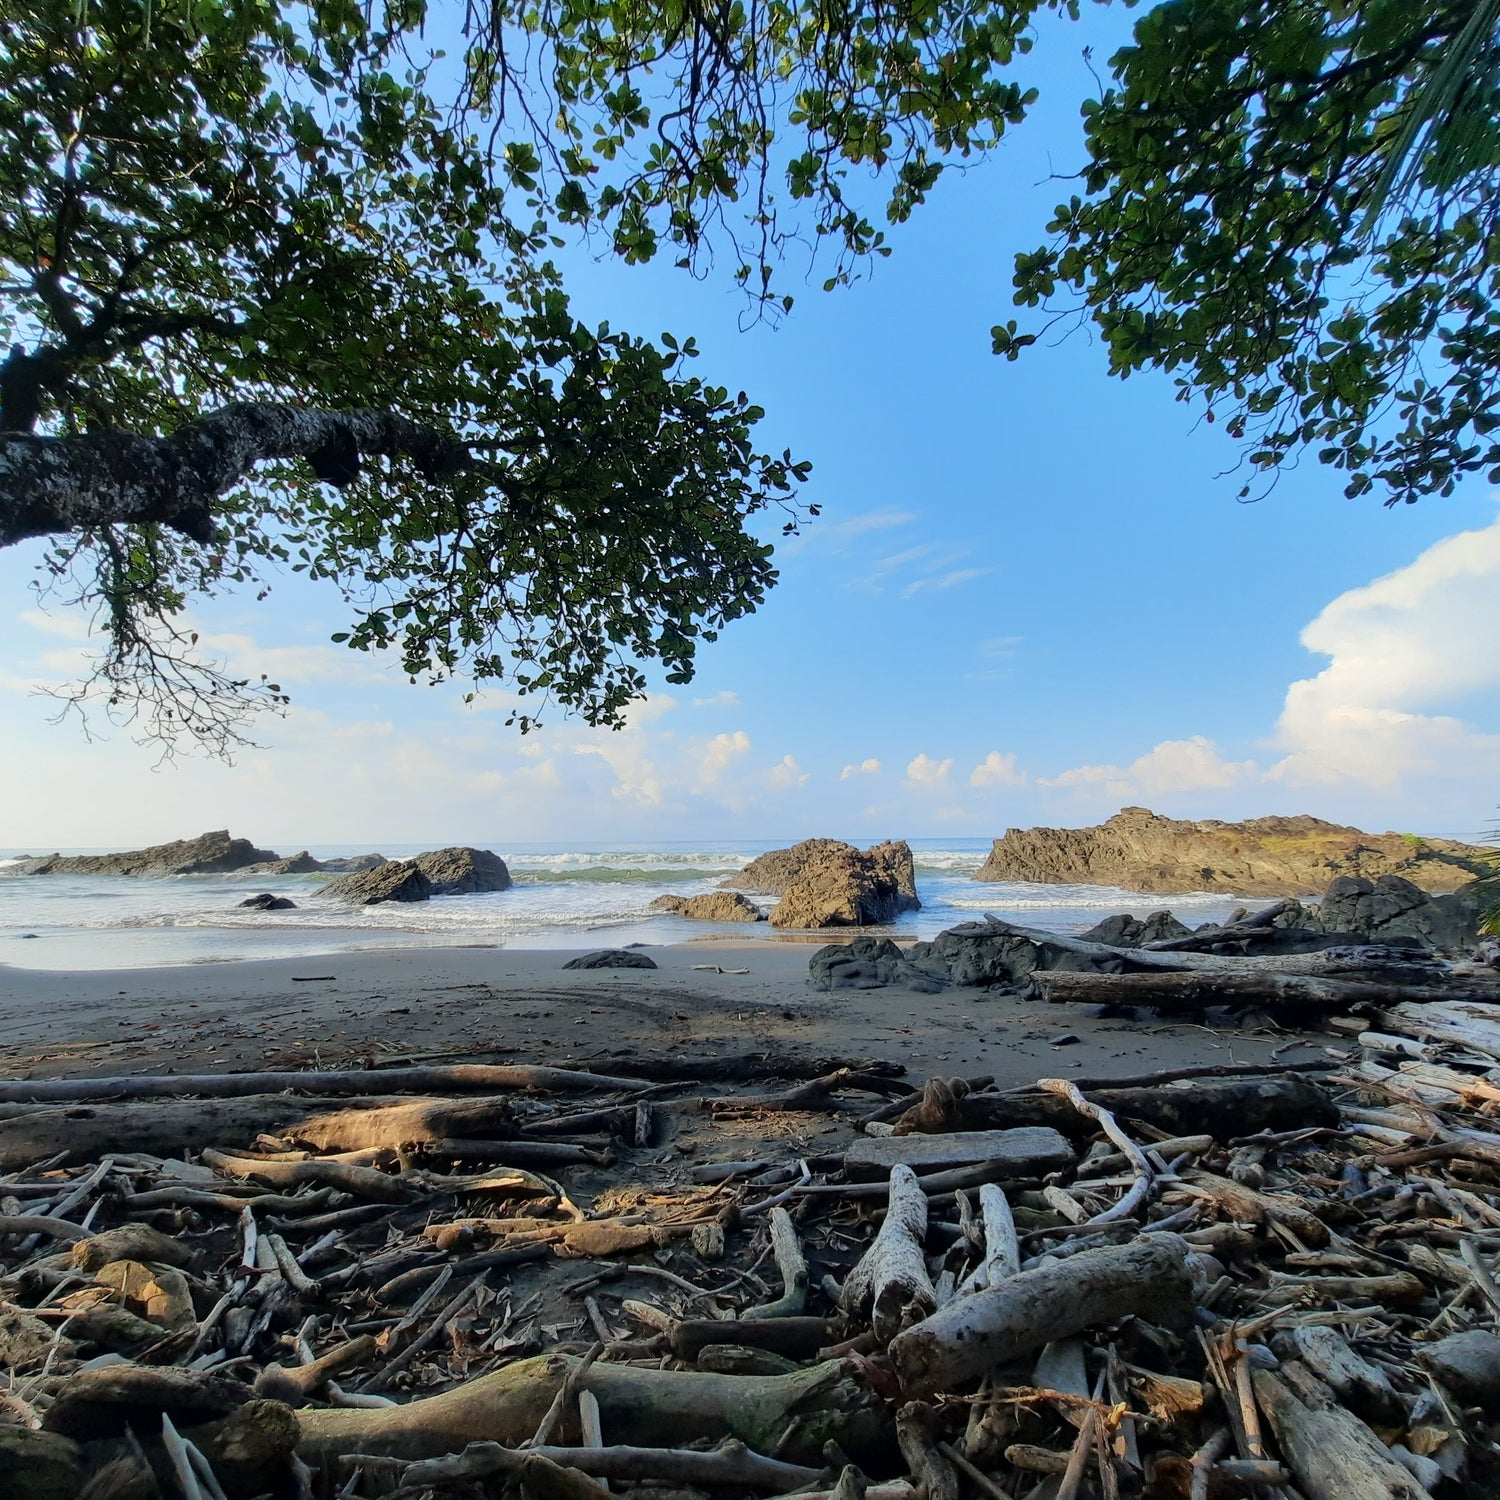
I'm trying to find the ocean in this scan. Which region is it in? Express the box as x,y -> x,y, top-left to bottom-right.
0,839 -> 1253,971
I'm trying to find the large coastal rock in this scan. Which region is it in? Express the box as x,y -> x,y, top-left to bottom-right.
809,937 -> 949,993
726,839 -> 919,929
1284,874 -> 1480,952
240,851 -> 388,876
975,806 -> 1487,897
15,831 -> 278,878
649,892 -> 764,922
412,847 -> 512,895
319,861 -> 432,905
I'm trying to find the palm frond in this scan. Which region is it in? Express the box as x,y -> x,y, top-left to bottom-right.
1360,0 -> 1500,238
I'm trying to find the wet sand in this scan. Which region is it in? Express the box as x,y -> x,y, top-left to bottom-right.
0,939 -> 1327,1085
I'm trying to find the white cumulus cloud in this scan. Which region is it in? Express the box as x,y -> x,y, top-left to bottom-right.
906,753 -> 953,785
840,758 -> 882,779
768,754 -> 810,789
969,751 -> 1027,787
1042,736 -> 1255,798
1268,513 -> 1500,788
696,729 -> 752,788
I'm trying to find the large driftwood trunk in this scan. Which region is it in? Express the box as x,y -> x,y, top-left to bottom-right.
839,1166 -> 935,1342
0,1095 -> 394,1169
1252,1364 -> 1433,1500
887,1234 -> 1194,1395
296,1354 -> 886,1469
0,1062 -> 641,1106
897,1074 -> 1335,1143
1037,970 -> 1483,1012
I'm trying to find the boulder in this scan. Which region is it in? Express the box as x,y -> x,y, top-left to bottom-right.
975,806 -> 1488,897
1421,1330 -> 1500,1405
17,831 -> 279,877
319,862 -> 431,905
412,847 -> 512,895
238,893 -> 296,911
562,949 -> 658,970
650,892 -> 764,922
906,916 -> 1139,989
729,839 -> 918,929
1078,910 -> 1191,947
808,937 -> 948,993
1300,874 -> 1480,951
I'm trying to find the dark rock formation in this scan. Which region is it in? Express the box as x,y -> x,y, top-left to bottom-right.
1078,910 -> 1190,947
316,854 -> 387,873
319,862 -> 431,905
238,893 -> 296,911
727,838 -> 918,929
238,851 -> 326,876
905,917 -> 1142,989
411,847 -> 512,895
975,806 -> 1487,897
16,831 -> 279,878
808,937 -> 949,993
562,949 -> 658,970
1280,874 -> 1480,952
649,892 -> 764,922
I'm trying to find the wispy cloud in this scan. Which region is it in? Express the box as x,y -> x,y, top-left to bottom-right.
901,567 -> 991,599
840,757 -> 882,779
768,754 -> 810,789
692,690 -> 741,708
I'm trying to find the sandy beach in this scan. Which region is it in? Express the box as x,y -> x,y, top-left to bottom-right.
0,937 -> 1327,1087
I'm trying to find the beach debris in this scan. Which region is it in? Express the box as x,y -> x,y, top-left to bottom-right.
8,1002 -> 1500,1498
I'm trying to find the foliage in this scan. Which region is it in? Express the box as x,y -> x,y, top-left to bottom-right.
0,0 -> 834,752
1008,0 -> 1500,506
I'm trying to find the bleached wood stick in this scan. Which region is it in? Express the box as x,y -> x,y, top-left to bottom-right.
745,1208 -> 809,1320
1038,1079 -> 1153,1225
840,1165 -> 936,1342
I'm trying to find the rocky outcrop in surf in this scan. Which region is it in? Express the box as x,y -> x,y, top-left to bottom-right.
319,861 -> 432,905
14,831 -> 278,877
974,806 -> 1488,897
412,847 -> 512,895
649,891 -> 764,922
723,838 -> 919,929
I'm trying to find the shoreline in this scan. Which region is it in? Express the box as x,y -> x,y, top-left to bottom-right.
0,938 -> 1328,1092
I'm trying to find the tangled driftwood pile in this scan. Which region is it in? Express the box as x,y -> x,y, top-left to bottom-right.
7,1003 -> 1500,1500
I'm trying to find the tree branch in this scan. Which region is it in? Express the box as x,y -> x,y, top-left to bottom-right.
0,401 -> 469,549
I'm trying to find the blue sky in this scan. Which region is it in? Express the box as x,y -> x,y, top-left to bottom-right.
2,9 -> 1497,849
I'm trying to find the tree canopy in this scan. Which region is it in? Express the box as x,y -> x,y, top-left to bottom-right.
3,0 -> 1496,752
1008,0 -> 1500,506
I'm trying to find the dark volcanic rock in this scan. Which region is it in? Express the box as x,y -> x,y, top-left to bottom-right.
650,892 -> 764,922
808,937 -> 948,993
562,949 -> 658,970
412,847 -> 512,895
239,851 -> 325,876
18,831 -> 279,878
1078,910 -> 1191,948
317,854 -> 387,873
239,893 -> 296,911
975,806 -> 1487,897
906,916 -> 1141,989
1302,874 -> 1480,951
319,862 -> 431,905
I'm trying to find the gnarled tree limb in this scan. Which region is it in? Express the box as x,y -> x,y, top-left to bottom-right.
0,402 -> 466,549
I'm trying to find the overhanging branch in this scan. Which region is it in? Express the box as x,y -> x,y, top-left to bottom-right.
0,401 -> 469,549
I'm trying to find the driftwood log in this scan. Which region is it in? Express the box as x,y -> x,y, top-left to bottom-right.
0,1062 -> 643,1105
1037,970 -> 1488,1013
888,1234 -> 1195,1395
896,1074 -> 1337,1143
839,1165 -> 936,1342
295,1353 -> 885,1468
1252,1363 -> 1434,1500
